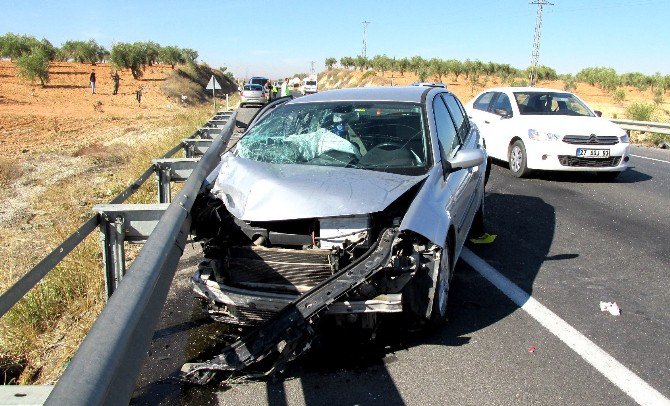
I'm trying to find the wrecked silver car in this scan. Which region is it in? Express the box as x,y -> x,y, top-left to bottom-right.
190,86 -> 487,330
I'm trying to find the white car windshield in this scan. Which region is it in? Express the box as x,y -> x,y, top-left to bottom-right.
513,92 -> 594,117
236,101 -> 430,175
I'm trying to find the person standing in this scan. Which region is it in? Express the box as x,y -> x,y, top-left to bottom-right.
135,87 -> 142,105
111,71 -> 120,95
89,70 -> 96,94
265,80 -> 272,102
280,78 -> 289,97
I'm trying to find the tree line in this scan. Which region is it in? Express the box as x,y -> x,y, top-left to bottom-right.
0,32 -> 199,86
324,55 -> 670,97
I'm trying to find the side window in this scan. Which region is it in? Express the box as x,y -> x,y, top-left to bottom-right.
433,96 -> 460,159
442,93 -> 469,143
473,92 -> 495,111
492,93 -> 513,116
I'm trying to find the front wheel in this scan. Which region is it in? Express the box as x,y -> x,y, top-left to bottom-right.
509,140 -> 530,178
427,242 -> 452,327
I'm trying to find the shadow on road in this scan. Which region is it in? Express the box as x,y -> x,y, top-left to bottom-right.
491,159 -> 652,184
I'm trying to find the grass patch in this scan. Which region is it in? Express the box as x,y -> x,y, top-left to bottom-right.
0,158 -> 23,186
0,106 -> 212,384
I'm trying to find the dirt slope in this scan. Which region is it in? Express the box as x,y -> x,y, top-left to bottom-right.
317,69 -> 670,124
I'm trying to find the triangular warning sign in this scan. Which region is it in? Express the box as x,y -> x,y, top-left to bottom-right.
206,75 -> 222,90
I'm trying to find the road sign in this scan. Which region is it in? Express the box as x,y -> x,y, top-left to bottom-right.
206,76 -> 222,90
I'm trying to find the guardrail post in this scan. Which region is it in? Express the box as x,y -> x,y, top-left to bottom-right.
99,214 -> 126,298
156,164 -> 172,204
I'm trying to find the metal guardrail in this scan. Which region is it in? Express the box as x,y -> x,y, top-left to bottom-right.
45,112 -> 236,405
611,119 -> 670,135
0,140 -> 186,319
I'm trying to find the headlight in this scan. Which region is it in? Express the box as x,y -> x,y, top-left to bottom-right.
528,129 -> 560,141
620,133 -> 630,143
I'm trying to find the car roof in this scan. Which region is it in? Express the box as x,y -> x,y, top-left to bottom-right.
287,86 -> 430,104
480,86 -> 573,94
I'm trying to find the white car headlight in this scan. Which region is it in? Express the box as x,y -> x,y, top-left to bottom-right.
528,129 -> 560,142
620,133 -> 630,143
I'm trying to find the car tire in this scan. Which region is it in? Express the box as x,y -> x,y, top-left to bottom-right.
484,157 -> 492,185
468,196 -> 485,239
509,140 -> 530,178
596,171 -> 621,181
427,241 -> 452,327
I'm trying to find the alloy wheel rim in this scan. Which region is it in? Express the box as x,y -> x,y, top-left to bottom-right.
511,146 -> 522,172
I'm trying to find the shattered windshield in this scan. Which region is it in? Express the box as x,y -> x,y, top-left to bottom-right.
236,101 -> 430,174
514,92 -> 594,116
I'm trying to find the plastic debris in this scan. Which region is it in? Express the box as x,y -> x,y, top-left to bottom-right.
528,345 -> 536,353
469,233 -> 497,244
599,301 -> 621,316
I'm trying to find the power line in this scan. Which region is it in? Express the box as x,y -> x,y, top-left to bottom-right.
361,21 -> 371,58
529,0 -> 553,87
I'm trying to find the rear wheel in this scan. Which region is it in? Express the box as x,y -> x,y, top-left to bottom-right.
468,196 -> 485,239
509,140 -> 530,178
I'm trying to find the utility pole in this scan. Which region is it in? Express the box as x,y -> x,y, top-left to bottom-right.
361,21 -> 371,58
529,0 -> 553,87
310,61 -> 315,76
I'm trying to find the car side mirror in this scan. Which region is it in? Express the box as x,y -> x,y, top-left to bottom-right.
447,149 -> 486,172
494,108 -> 511,118
594,110 -> 602,117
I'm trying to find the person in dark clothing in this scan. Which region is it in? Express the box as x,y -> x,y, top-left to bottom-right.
135,87 -> 142,105
265,81 -> 272,102
89,70 -> 96,94
111,71 -> 120,95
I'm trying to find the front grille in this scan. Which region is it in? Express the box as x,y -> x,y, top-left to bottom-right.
562,135 -> 619,145
558,156 -> 622,167
225,246 -> 333,293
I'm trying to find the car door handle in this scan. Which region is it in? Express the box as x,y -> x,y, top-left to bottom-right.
484,120 -> 490,124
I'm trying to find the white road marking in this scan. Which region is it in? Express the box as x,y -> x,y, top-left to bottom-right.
461,248 -> 670,406
631,154 -> 670,164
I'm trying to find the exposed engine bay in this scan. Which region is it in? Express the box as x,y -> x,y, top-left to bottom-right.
189,181 -> 441,328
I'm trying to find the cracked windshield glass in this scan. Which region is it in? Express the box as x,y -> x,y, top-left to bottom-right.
236,102 -> 430,174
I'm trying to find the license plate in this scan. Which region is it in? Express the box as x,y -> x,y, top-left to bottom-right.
577,148 -> 610,158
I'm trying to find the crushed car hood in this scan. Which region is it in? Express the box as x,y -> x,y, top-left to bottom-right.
211,152 -> 426,221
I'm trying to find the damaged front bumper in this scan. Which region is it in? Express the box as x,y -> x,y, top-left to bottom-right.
192,266 -> 403,325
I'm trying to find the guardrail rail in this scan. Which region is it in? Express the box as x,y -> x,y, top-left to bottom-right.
0,110 -> 237,405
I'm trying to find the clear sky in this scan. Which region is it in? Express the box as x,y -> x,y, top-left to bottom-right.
1,0 -> 668,79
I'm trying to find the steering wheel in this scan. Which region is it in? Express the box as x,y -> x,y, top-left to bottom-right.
374,142 -> 404,150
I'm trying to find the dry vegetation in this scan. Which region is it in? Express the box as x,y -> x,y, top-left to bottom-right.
0,60 -> 227,383
318,69 -> 670,146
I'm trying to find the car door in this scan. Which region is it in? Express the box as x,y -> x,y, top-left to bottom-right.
468,92 -> 500,158
433,93 -> 476,247
442,93 -> 482,244
483,92 -> 515,161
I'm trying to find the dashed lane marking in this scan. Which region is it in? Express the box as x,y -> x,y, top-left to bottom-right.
461,248 -> 670,406
631,154 -> 670,164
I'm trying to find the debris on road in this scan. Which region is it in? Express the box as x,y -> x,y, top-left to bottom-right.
469,233 -> 497,244
528,345 -> 536,353
599,301 -> 621,316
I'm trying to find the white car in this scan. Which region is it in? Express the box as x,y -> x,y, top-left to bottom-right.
465,87 -> 630,179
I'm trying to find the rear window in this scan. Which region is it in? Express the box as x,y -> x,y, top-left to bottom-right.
305,81 -> 317,86
250,78 -> 268,85
244,85 -> 263,91
473,92 -> 495,111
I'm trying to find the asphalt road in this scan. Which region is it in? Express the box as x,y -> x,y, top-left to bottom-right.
132,121 -> 670,405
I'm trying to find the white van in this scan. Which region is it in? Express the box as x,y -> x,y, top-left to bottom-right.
302,78 -> 318,94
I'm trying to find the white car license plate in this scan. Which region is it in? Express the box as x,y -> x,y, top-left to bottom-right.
577,148 -> 610,158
